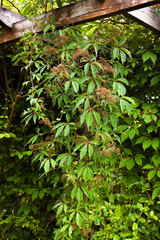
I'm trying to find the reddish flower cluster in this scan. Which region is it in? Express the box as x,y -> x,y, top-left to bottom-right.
95,87 -> 116,103
72,48 -> 89,61
55,17 -> 74,27
101,141 -> 120,157
51,64 -> 70,78
45,46 -> 57,57
60,35 -> 68,44
98,57 -> 116,74
62,17 -> 74,25
39,117 -> 53,129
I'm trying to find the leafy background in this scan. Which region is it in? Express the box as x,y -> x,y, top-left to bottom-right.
0,0 -> 160,239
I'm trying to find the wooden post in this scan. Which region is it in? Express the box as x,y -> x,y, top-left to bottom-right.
125,6 -> 160,34
0,6 -> 26,28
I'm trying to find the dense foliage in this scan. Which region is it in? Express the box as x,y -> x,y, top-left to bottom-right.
0,1 -> 160,239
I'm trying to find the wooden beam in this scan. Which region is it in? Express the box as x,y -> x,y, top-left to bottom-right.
0,6 -> 26,28
0,0 -> 160,45
125,6 -> 160,34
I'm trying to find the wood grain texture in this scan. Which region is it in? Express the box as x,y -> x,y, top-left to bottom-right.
125,6 -> 160,34
0,0 -> 160,45
0,6 -> 26,28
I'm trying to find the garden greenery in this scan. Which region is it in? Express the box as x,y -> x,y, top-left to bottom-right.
0,1 -> 160,239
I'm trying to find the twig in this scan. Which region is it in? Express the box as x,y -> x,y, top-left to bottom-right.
7,95 -> 18,132
6,0 -> 21,13
43,215 -> 55,240
3,55 -> 14,103
0,85 -> 5,95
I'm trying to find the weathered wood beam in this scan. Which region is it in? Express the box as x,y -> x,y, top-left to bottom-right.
0,0 -> 160,45
125,6 -> 160,34
0,6 -> 26,28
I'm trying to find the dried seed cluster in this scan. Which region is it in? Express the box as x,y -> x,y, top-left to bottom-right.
101,142 -> 120,157
51,64 -> 70,78
72,48 -> 89,61
98,57 -> 116,74
95,87 -> 116,103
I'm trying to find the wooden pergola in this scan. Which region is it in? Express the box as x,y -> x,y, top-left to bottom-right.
0,0 -> 160,45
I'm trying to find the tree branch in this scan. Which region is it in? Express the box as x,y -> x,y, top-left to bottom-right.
6,0 -> 21,13
3,54 -> 14,103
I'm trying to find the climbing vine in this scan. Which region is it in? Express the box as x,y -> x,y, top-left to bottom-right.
0,1 -> 160,240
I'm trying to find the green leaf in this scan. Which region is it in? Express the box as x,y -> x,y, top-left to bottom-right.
60,224 -> 69,233
64,124 -> 70,137
115,205 -> 122,220
44,24 -> 50,34
72,81 -> 79,93
129,129 -> 136,140
115,125 -> 128,133
152,187 -> 160,199
117,78 -> 129,85
65,81 -> 70,92
143,139 -> 152,150
81,186 -> 89,198
126,159 -> 135,170
121,129 -> 129,142
39,190 -> 45,200
55,125 -> 65,138
124,148 -> 132,155
132,222 -> 138,231
142,51 -> 151,62
136,136 -> 148,144
32,191 -> 39,201
120,48 -> 131,58
56,0 -> 62,8
71,186 -> 77,200
91,64 -> 97,78
148,170 -> 156,181
135,154 -> 144,165
80,111 -> 88,124
118,38 -> 126,46
120,50 -> 126,64
4,133 -> 10,138
152,138 -> 159,151
76,188 -> 83,201
110,115 -> 117,128
157,170 -> 160,178
142,51 -> 157,63
151,75 -> 160,86
93,111 -> 101,124
88,144 -> 94,159
119,158 -> 128,168
86,111 -> 93,129
76,212 -> 82,227
83,167 -> 93,182
113,82 -> 126,96
74,142 -> 84,152
0,134 -> 5,139
112,48 -> 119,60
150,52 -> 157,64
143,115 -> 152,123
80,144 -> 87,160
84,63 -> 90,76
44,160 -> 50,173
143,164 -> 154,169
69,225 -> 73,236
88,81 -> 95,94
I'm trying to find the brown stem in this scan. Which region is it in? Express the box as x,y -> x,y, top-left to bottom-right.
6,0 -> 21,13
7,95 -> 18,132
3,56 -> 13,104
43,215 -> 55,240
0,85 -> 5,95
